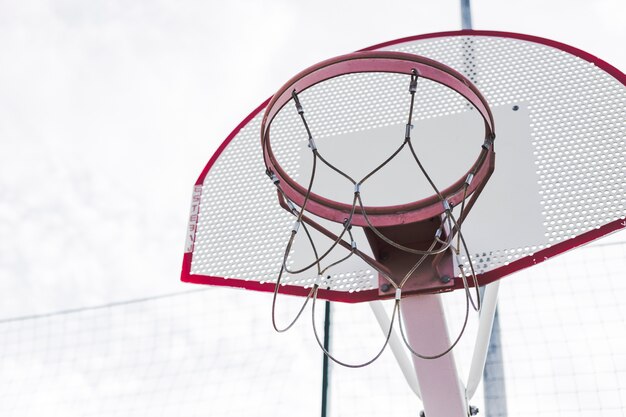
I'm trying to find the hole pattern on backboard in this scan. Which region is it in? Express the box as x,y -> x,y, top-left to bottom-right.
190,114 -> 376,291
393,36 -> 626,273
190,115 -> 293,284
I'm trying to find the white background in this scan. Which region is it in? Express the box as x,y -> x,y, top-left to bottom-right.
1,0 -> 625,317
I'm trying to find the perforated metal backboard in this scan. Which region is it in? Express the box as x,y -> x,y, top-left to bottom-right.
182,31 -> 626,302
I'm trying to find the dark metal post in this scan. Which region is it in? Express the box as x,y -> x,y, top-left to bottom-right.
482,308 -> 508,417
477,284 -> 508,417
320,300 -> 332,417
461,0 -> 473,30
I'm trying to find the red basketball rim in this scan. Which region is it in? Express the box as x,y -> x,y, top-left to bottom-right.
261,50 -> 496,227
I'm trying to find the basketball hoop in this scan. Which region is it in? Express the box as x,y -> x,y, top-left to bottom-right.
182,31 -> 626,417
262,51 -> 495,228
262,50 -> 496,365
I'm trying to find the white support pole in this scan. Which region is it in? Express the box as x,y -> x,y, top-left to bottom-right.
369,301 -> 421,399
466,280 -> 501,399
401,294 -> 468,417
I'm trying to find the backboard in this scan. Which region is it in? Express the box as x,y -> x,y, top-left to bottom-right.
182,30 -> 626,302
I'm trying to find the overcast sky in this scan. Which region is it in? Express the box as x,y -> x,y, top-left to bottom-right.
0,1 -> 625,416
